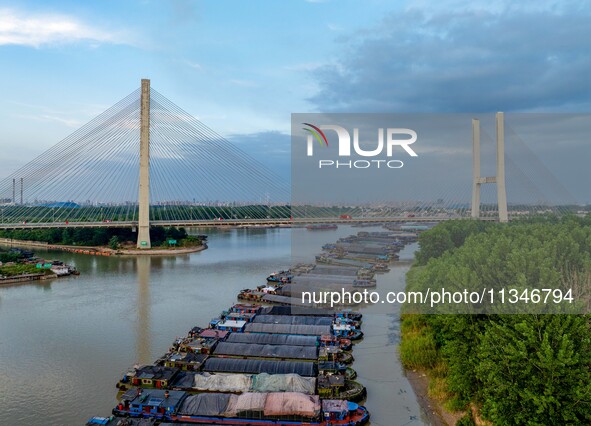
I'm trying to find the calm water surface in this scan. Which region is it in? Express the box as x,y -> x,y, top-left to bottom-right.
0,226 -> 428,426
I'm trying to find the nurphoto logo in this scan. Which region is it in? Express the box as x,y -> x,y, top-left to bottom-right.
302,122 -> 418,169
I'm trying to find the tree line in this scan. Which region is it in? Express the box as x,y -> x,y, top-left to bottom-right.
0,226 -> 200,248
401,216 -> 591,425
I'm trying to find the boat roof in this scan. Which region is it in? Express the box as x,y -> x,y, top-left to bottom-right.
231,303 -> 261,310
198,329 -> 229,339
165,352 -> 208,364
332,323 -> 352,331
217,319 -> 247,328
322,399 -> 349,413
121,388 -> 185,408
318,374 -> 345,387
134,365 -> 179,381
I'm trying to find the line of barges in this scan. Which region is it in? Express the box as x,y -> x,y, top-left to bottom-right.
87,228 -> 422,426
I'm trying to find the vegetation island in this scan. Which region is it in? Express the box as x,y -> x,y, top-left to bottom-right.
0,226 -> 206,255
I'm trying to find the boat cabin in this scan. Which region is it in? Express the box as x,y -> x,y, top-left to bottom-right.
317,374 -> 345,398
318,361 -> 347,374
230,303 -> 262,314
322,399 -> 359,422
187,326 -> 203,338
180,336 -> 220,354
114,388 -> 185,419
332,322 -> 363,339
198,328 -> 229,340
216,319 -> 247,332
319,346 -> 341,362
162,352 -> 208,371
124,365 -> 180,389
224,311 -> 257,322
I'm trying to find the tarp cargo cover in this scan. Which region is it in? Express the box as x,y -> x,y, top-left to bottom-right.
178,393 -> 230,416
213,342 -> 317,360
244,323 -> 331,336
192,372 -> 252,393
225,332 -> 318,347
252,315 -> 332,326
263,392 -> 321,417
203,358 -> 317,377
251,373 -> 316,394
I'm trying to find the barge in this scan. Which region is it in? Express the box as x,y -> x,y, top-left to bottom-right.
113,389 -> 369,425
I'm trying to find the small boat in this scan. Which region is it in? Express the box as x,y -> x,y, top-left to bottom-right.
320,334 -> 353,351
332,322 -> 364,341
318,374 -> 367,402
230,303 -> 262,314
335,310 -> 363,322
50,265 -> 71,276
353,279 -> 376,288
267,270 -> 293,283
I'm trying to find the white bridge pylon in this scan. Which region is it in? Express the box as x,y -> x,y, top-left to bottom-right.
471,112 -> 508,223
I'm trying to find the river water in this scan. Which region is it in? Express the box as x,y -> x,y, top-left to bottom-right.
0,226 -> 429,426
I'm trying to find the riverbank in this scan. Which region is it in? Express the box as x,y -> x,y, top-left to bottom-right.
0,237 -> 207,256
406,369 -> 461,426
0,272 -> 56,286
115,244 -> 207,256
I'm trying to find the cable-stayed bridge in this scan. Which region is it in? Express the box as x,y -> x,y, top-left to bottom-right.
0,80 -> 581,247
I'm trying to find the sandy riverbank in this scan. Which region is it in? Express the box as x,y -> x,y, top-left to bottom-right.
406,369 -> 463,426
115,244 -> 207,256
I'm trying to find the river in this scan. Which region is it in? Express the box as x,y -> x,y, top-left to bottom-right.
0,225 -> 429,426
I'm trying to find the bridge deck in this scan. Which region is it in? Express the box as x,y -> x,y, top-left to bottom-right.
0,216 -> 498,230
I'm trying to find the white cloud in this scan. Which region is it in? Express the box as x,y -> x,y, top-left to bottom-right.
185,60 -> 203,70
12,113 -> 82,128
0,8 -> 124,47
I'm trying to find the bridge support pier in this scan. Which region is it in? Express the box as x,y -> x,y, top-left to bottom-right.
137,79 -> 151,248
471,112 -> 509,223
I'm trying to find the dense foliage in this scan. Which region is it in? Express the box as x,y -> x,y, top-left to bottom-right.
401,216 -> 591,425
0,226 -> 200,247
0,250 -> 23,263
0,263 -> 43,277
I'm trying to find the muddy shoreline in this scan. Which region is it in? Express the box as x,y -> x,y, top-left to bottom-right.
406,369 -> 462,426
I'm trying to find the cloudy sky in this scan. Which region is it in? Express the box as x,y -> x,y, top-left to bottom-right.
0,0 -> 589,202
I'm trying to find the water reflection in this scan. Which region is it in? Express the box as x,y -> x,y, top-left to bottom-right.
0,228 -> 428,425
136,256 -> 151,365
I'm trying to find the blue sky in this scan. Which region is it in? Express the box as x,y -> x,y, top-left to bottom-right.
0,0 -> 398,175
0,0 -> 590,201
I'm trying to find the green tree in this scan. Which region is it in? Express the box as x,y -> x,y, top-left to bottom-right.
476,315 -> 591,425
108,236 -> 119,250
415,226 -> 454,265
